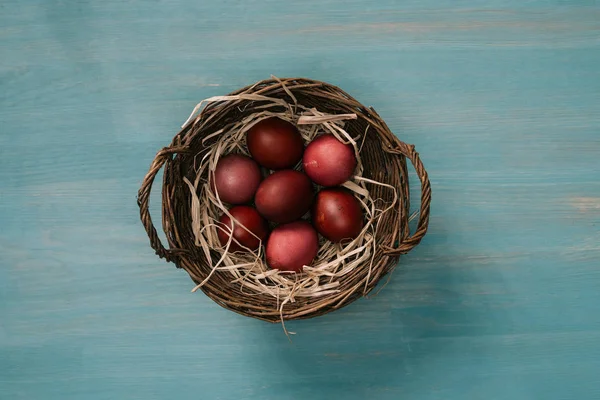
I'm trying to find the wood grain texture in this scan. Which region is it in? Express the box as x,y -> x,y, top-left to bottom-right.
1,0 -> 599,399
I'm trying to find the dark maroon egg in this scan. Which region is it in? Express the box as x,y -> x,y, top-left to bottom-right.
266,221 -> 318,273
312,188 -> 364,243
303,135 -> 357,186
212,154 -> 261,204
247,117 -> 304,169
217,206 -> 269,252
255,170 -> 314,223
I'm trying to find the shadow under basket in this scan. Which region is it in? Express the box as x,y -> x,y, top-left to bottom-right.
137,77 -> 431,323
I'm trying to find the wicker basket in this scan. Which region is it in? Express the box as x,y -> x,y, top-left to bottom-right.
137,77 -> 431,322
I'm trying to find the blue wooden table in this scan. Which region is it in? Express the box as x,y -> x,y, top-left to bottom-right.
2,1 -> 600,399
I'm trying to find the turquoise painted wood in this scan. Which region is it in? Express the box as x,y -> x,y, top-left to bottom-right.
2,1 -> 600,399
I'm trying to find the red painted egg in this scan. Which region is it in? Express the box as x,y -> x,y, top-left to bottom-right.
255,170 -> 314,223
266,221 -> 318,273
312,188 -> 364,243
212,154 -> 261,204
217,206 -> 269,252
303,135 -> 357,186
247,117 -> 304,169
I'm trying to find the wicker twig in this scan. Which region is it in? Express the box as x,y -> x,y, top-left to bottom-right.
137,77 -> 431,322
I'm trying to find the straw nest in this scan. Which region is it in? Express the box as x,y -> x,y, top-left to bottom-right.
138,77 -> 431,325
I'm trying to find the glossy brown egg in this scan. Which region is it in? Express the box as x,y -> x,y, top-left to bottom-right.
312,188 -> 364,243
217,206 -> 269,252
255,170 -> 314,223
303,135 -> 357,186
266,221 -> 318,273
247,117 -> 304,169
212,154 -> 261,204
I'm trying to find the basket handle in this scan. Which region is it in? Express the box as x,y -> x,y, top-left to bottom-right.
385,141 -> 431,256
137,145 -> 189,263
